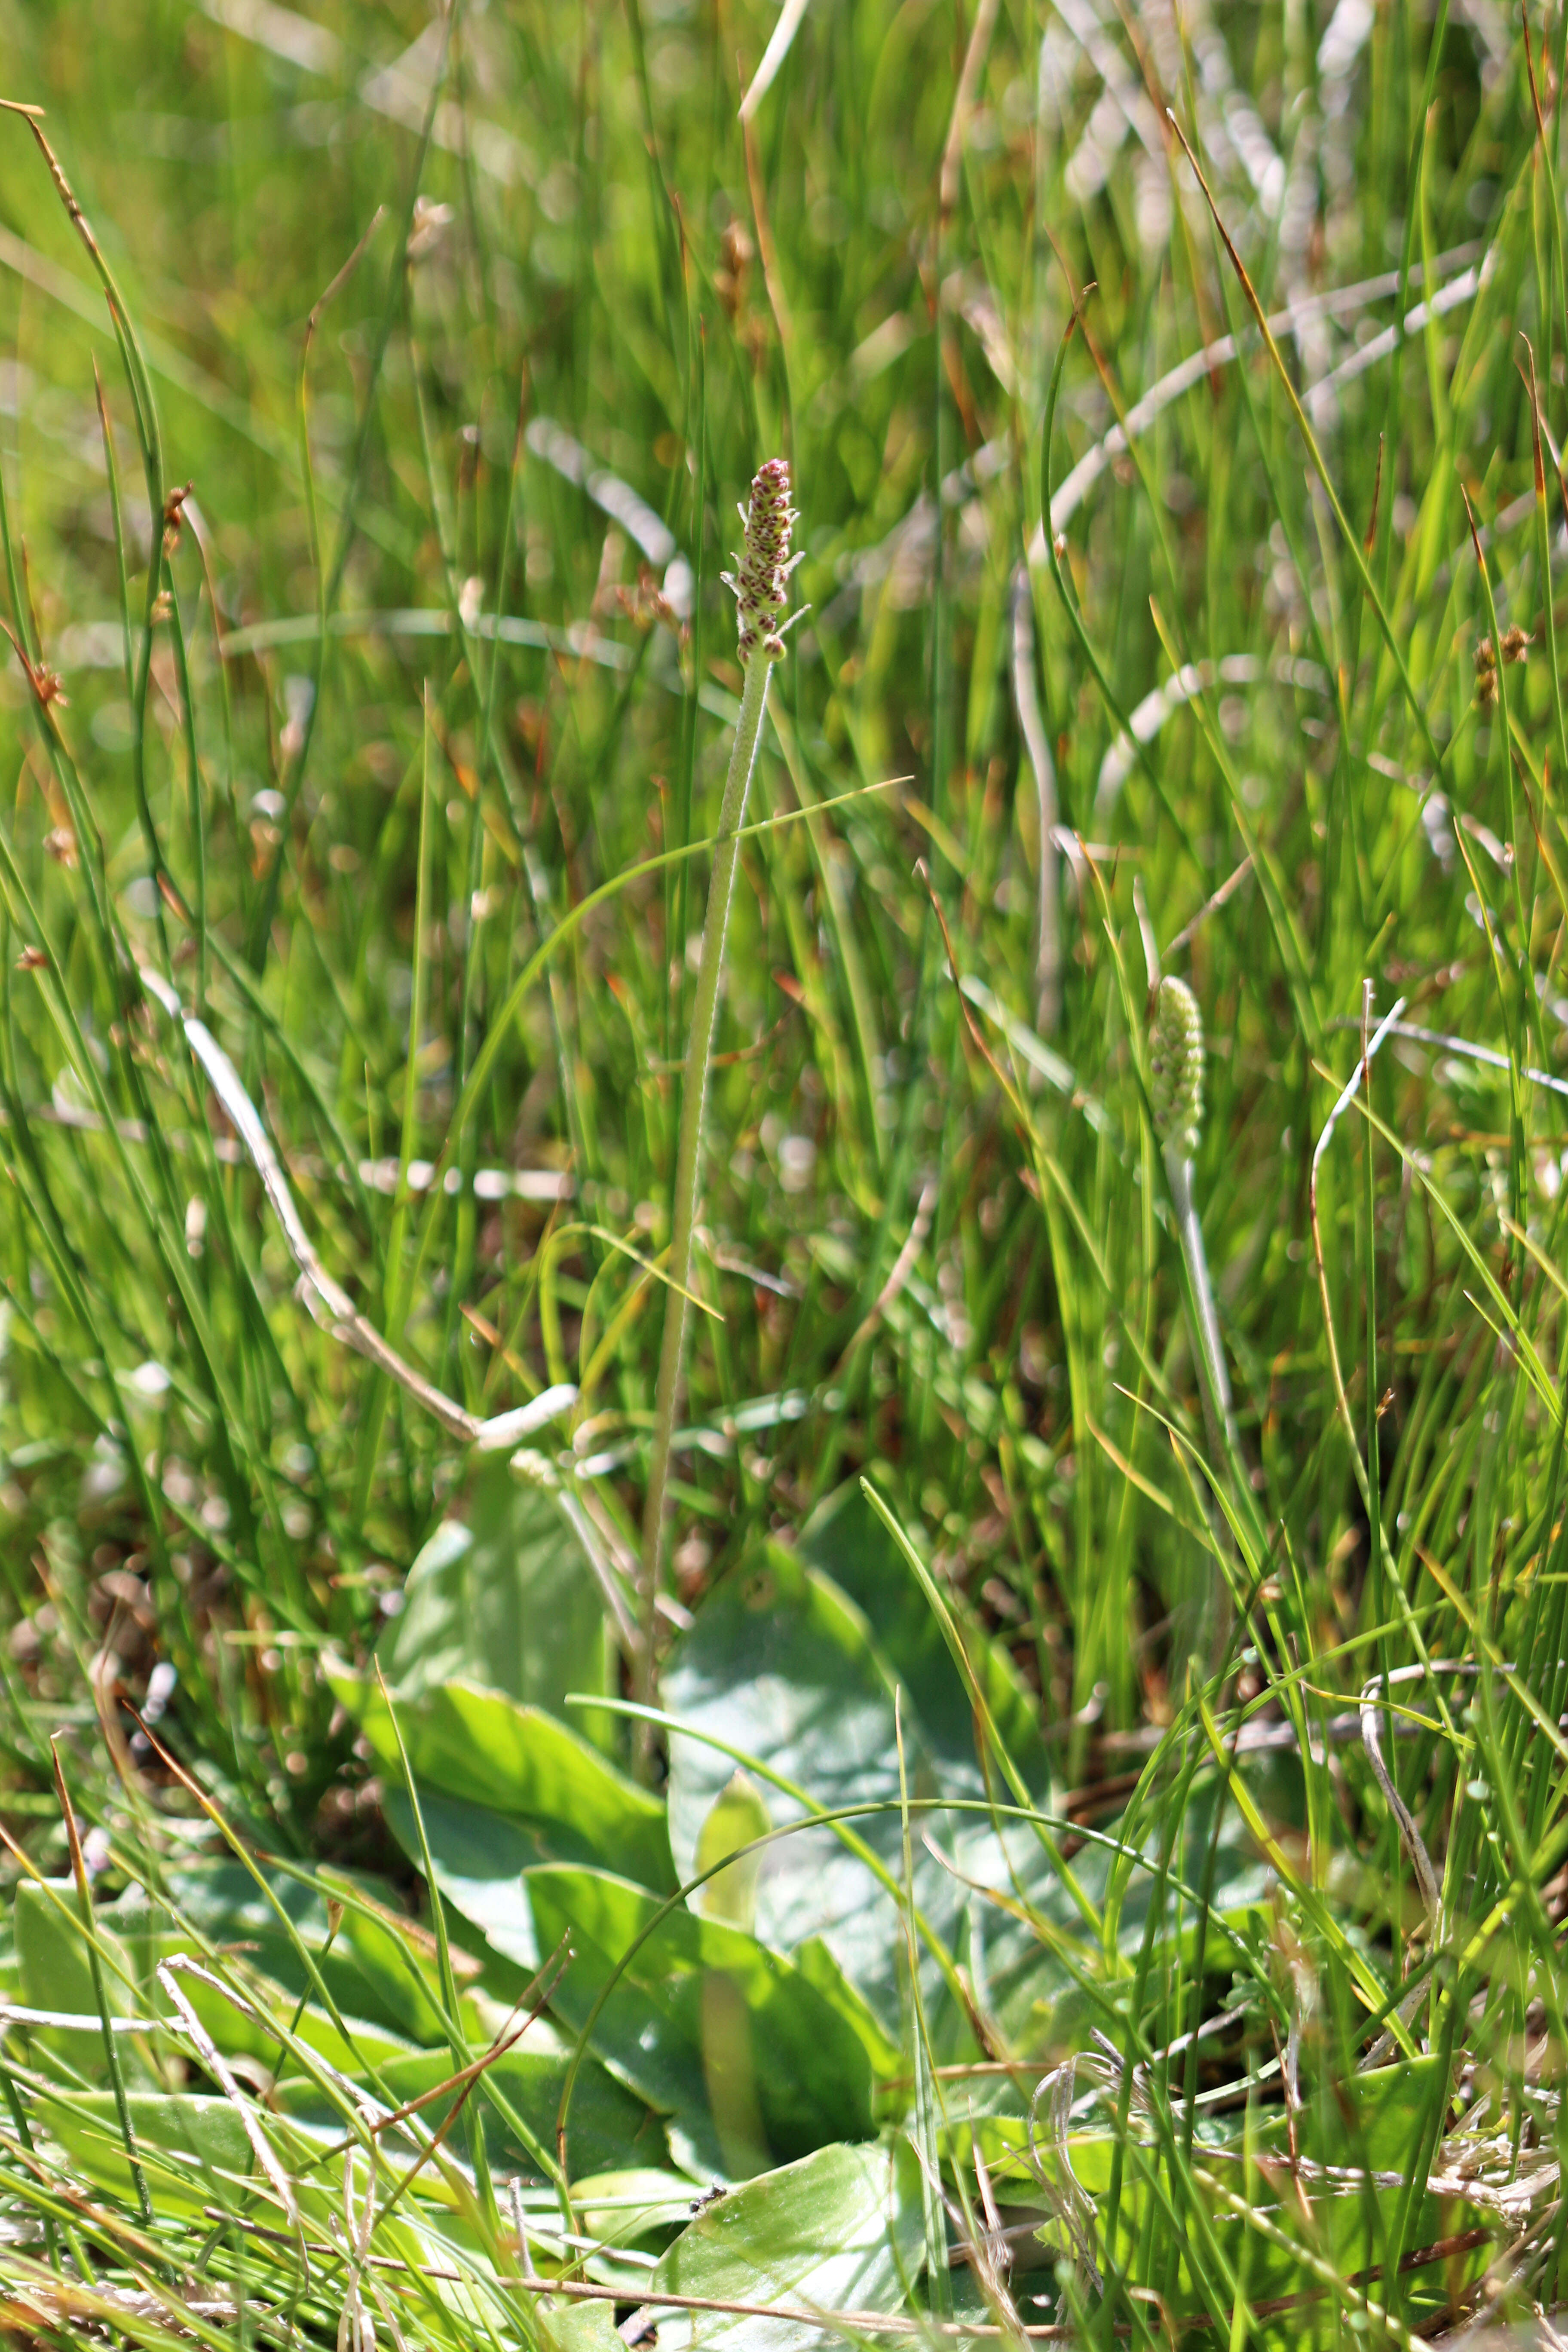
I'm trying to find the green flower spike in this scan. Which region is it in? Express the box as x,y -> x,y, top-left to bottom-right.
1150,975 -> 1204,1161
1149,971 -> 1235,1515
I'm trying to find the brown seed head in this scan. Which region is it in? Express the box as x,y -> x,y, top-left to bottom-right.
162,481 -> 193,561
716,219 -> 753,323
1474,636 -> 1498,711
721,457 -> 801,662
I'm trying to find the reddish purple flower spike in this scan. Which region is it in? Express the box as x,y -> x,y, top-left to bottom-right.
722,456 -> 802,661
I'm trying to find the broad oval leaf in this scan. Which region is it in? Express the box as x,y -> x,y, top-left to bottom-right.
38,2088 -> 254,2214
15,1880 -> 142,2085
652,2138 -> 924,2351
376,1458 -> 613,1720
335,1673 -> 674,1893
799,1482 -> 1050,1789
374,2034 -> 668,2182
662,1544 -> 960,2032
527,1865 -> 876,2184
692,1770 -> 772,1931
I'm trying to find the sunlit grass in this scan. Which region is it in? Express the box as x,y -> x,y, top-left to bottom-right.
0,0 -> 1563,2345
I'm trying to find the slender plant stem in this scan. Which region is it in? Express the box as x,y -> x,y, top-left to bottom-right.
638,647 -> 775,1721
1166,1142 -> 1240,1669
1164,1145 -> 1233,1473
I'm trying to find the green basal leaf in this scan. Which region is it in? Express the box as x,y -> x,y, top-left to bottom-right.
799,1482 -> 1052,1790
371,2034 -> 667,2183
38,2088 -> 254,2214
527,1865 -> 877,2184
15,1879 -> 145,2086
334,1672 -> 674,1894
662,1543 -> 962,2033
692,1770 -> 771,1932
652,2138 -> 925,2351
376,1458 -> 614,1725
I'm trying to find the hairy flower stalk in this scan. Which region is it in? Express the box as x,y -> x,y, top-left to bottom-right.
638,460 -> 800,1719
1150,977 -> 1236,1472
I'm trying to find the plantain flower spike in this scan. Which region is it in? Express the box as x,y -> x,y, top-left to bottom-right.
721,457 -> 802,663
1149,975 -> 1204,1161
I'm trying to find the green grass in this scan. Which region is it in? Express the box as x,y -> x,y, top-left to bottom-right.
0,0 -> 1565,2344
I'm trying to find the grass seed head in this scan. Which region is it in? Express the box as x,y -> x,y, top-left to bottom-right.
723,456 -> 800,661
716,217 -> 753,320
1474,634 -> 1498,710
161,479 -> 192,559
1150,975 -> 1204,1159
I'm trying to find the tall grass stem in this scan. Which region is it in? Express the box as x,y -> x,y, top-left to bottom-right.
1164,1145 -> 1235,1473
637,643 -> 775,1720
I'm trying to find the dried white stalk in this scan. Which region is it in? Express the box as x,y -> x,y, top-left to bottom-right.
138,966 -> 575,1451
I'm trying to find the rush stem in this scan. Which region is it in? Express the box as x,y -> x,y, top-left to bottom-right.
637,644 -> 775,1743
